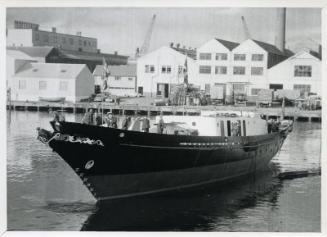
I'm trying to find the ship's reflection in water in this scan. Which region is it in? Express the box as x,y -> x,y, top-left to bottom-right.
81,170 -> 283,231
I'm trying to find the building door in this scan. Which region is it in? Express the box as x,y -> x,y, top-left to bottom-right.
205,84 -> 211,95
138,87 -> 143,95
269,84 -> 283,91
157,83 -> 169,98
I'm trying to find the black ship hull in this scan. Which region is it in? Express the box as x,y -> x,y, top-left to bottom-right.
40,122 -> 288,201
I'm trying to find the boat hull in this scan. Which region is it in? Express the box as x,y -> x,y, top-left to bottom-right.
44,122 -> 286,200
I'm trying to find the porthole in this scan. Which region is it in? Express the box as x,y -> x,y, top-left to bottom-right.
85,160 -> 94,170
119,132 -> 125,138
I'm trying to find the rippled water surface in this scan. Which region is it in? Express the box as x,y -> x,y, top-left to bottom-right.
7,111 -> 321,231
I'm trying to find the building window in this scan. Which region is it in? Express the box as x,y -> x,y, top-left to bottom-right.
251,88 -> 261,96
199,53 -> 212,60
83,41 -> 87,46
215,53 -> 227,60
145,65 -> 155,73
115,76 -> 121,80
215,66 -> 227,74
62,37 -> 66,44
54,35 -> 57,43
233,66 -> 246,75
69,38 -> 74,45
88,41 -> 91,46
252,54 -> 264,61
161,66 -> 172,74
79,39 -> 82,46
234,54 -> 246,61
294,65 -> 312,77
199,65 -> 211,74
178,66 -> 183,74
43,34 -> 49,43
59,81 -> 68,91
294,84 -> 311,96
18,80 -> 26,90
251,67 -> 263,75
35,33 -> 39,41
39,81 -> 47,90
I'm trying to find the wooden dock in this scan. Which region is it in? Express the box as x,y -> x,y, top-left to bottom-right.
7,100 -> 321,122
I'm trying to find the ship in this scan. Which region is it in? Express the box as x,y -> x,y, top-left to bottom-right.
36,111 -> 292,201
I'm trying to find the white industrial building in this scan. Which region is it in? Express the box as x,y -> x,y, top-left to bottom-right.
11,63 -> 94,102
267,50 -> 321,96
93,64 -> 137,96
137,46 -> 197,98
195,38 -> 290,102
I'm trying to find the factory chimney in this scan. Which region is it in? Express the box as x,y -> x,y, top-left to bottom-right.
275,8 -> 286,52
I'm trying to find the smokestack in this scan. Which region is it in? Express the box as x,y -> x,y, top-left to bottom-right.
275,8 -> 286,53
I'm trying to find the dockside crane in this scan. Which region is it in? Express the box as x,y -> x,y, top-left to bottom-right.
135,14 -> 156,59
241,16 -> 251,40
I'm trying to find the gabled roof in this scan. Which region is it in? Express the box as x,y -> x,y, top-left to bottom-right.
6,49 -> 35,60
309,50 -> 322,60
215,38 -> 239,51
252,40 -> 287,56
93,64 -> 136,77
14,62 -> 87,79
6,46 -> 55,58
139,46 -> 195,61
171,46 -> 197,60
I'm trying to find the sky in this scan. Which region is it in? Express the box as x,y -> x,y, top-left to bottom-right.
6,7 -> 321,56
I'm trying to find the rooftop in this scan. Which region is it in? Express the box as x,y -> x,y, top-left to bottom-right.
14,62 -> 87,79
215,38 -> 240,51
6,49 -> 35,60
58,49 -> 129,62
93,64 -> 136,77
252,40 -> 291,56
6,46 -> 55,58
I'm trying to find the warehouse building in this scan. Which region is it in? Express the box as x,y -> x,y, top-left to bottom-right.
7,46 -> 128,72
7,20 -> 98,53
195,38 -> 292,103
93,64 -> 137,96
267,50 -> 321,96
11,62 -> 94,102
137,46 -> 197,98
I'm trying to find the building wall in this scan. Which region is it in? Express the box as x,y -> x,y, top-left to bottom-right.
7,29 -> 98,53
268,51 -> 321,95
195,39 -> 232,89
106,76 -> 137,96
6,56 -> 36,89
6,29 -> 33,47
75,66 -> 95,101
11,76 -> 76,102
196,39 -> 270,101
32,30 -> 97,53
232,40 -> 269,97
137,46 -> 196,97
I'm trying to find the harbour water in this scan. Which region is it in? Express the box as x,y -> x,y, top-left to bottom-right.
7,111 -> 321,231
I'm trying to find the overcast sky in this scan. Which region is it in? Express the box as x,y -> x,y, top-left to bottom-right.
6,8 -> 321,56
